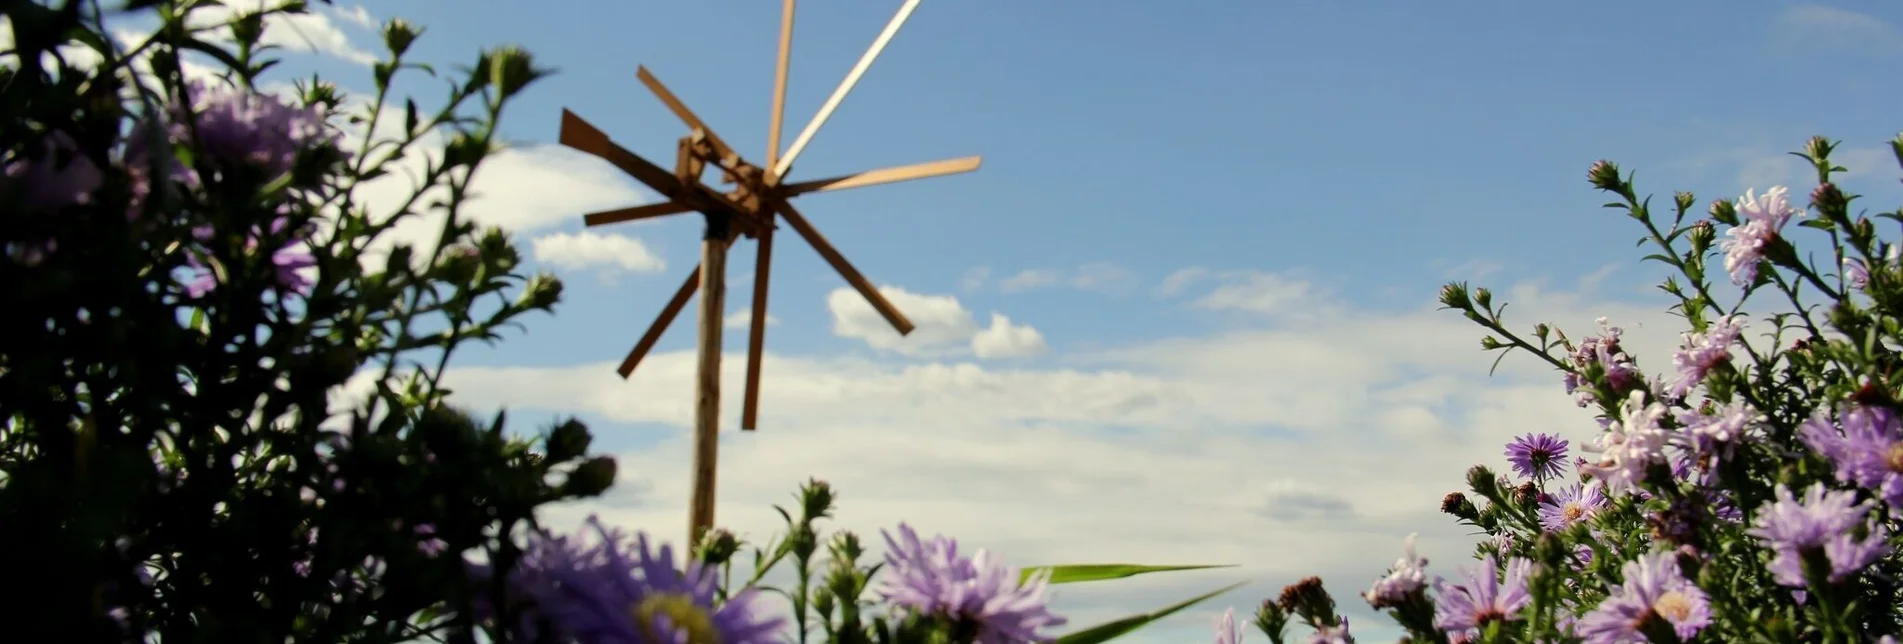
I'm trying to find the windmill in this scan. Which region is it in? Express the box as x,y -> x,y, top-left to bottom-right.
556,0 -> 980,543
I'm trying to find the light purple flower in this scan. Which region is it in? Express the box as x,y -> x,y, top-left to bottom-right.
5,131 -> 101,210
1578,391 -> 1672,495
1214,607 -> 1243,644
1845,257 -> 1871,290
1538,483 -> 1607,532
1673,401 -> 1759,462
876,523 -> 1067,643
415,524 -> 447,557
1574,550 -> 1712,643
1668,315 -> 1743,398
1363,533 -> 1428,608
1308,616 -> 1350,644
1719,186 -> 1802,286
1563,318 -> 1641,408
1431,553 -> 1533,632
1505,433 -> 1570,481
175,81 -> 340,177
472,515 -> 783,644
1800,403 -> 1903,516
1746,483 -> 1889,588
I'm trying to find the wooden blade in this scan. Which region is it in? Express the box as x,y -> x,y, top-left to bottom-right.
739,228 -> 775,431
583,201 -> 693,227
773,0 -> 921,178
775,200 -> 913,334
560,109 -> 686,199
617,230 -> 746,378
636,66 -> 737,162
783,156 -> 981,196
766,0 -> 796,171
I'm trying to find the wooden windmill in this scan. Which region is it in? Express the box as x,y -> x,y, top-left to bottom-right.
556,0 -> 980,542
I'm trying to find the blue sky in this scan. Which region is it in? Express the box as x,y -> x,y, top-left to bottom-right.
56,0 -> 1903,641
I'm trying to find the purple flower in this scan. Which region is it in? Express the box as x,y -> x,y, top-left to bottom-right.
474,516 -> 783,644
1214,607 -> 1243,644
1574,550 -> 1712,643
1719,186 -> 1802,286
5,131 -> 101,211
1800,403 -> 1903,516
1538,483 -> 1607,532
1505,433 -> 1570,481
1363,533 -> 1428,609
1563,318 -> 1641,408
1845,257 -> 1871,290
1307,616 -> 1350,644
415,524 -> 447,557
1431,553 -> 1533,632
181,218 -> 318,297
1673,401 -> 1759,462
1746,483 -> 1889,588
1578,391 -> 1671,495
1668,315 -> 1743,398
875,523 -> 1067,643
175,82 -> 340,177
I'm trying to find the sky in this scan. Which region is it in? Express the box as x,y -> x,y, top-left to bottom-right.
32,0 -> 1903,641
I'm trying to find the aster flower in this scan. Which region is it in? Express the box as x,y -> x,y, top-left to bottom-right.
1673,401 -> 1760,462
1746,483 -> 1889,588
473,516 -> 783,644
1563,318 -> 1642,408
1574,550 -> 1712,643
1538,482 -> 1607,532
1214,607 -> 1244,644
876,523 -> 1067,643
1719,186 -> 1802,286
1844,257 -> 1871,290
1578,391 -> 1672,495
1667,315 -> 1744,399
1363,533 -> 1428,609
1431,553 -> 1533,632
5,131 -> 101,211
1505,433 -> 1570,481
1800,403 -> 1903,516
1307,616 -> 1351,644
174,81 -> 341,177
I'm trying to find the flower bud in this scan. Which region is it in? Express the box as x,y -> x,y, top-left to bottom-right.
1803,135 -> 1835,163
799,477 -> 836,521
1512,481 -> 1539,506
1708,199 -> 1738,226
1586,160 -> 1622,191
1276,577 -> 1338,628
1688,220 -> 1715,251
1480,335 -> 1503,350
827,530 -> 865,562
1674,191 -> 1695,212
544,417 -> 591,463
382,18 -> 421,57
695,528 -> 741,568
520,273 -> 563,311
1466,465 -> 1502,501
1440,492 -> 1479,522
562,456 -> 617,497
1472,287 -> 1492,310
1437,283 -> 1472,311
1254,598 -> 1290,641
1810,182 -> 1846,217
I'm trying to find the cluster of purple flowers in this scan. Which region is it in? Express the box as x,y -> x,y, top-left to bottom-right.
876,523 -> 1067,643
1717,186 -> 1802,286
1561,318 -> 1641,408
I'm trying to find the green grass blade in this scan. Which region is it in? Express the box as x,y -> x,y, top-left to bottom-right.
1020,563 -> 1235,586
1051,581 -> 1249,644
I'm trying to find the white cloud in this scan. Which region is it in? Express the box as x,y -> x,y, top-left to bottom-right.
959,266 -> 991,292
827,286 -> 981,357
1157,267 -> 1211,297
438,274 -> 1697,641
724,308 -> 781,330
971,313 -> 1047,359
1189,270 -> 1329,319
1777,5 -> 1903,55
529,231 -> 665,276
187,1 -> 381,65
999,262 -> 1137,294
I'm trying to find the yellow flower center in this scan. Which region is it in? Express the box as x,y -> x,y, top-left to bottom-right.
1886,443 -> 1903,473
1562,503 -> 1586,522
1652,591 -> 1694,622
631,593 -> 722,644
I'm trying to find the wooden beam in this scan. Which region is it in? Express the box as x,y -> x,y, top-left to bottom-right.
775,0 -> 922,177
688,219 -> 731,545
616,230 -> 744,379
740,227 -> 774,431
766,0 -> 796,171
583,201 -> 693,227
560,109 -> 690,202
782,156 -> 982,196
775,200 -> 914,334
637,66 -> 740,166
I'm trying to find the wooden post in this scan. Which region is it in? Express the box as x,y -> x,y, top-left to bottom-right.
689,214 -> 731,546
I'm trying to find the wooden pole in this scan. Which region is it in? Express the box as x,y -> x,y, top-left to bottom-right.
689,215 -> 731,546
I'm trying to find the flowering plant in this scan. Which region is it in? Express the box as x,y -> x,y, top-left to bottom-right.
1223,137 -> 1903,643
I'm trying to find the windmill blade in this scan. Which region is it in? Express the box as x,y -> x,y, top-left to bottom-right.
739,227 -> 775,430
775,200 -> 914,334
772,0 -> 922,178
584,201 -> 693,227
783,155 -> 981,196
560,109 -> 688,199
617,265 -> 701,379
766,0 -> 796,170
635,66 -> 738,161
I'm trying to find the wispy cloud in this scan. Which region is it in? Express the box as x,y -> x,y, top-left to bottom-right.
997,262 -> 1138,295
1777,5 -> 1903,56
530,231 -> 666,279
827,285 -> 1047,360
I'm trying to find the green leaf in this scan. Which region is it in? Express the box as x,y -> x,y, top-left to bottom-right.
1019,563 -> 1234,586
1052,581 -> 1248,644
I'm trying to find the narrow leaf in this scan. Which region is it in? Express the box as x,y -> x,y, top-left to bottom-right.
1020,563 -> 1235,586
1052,581 -> 1248,644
